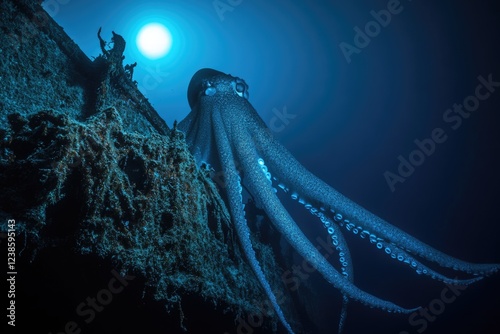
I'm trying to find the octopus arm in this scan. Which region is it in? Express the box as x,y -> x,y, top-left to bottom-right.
235,127 -> 420,314
252,128 -> 500,278
212,111 -> 296,334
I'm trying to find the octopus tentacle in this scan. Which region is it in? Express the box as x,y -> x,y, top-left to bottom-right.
275,174 -> 355,332
321,216 -> 353,334
282,175 -> 356,332
273,160 -> 355,332
212,111 -> 295,334
253,129 -> 500,277
338,221 -> 484,285
274,173 -> 484,285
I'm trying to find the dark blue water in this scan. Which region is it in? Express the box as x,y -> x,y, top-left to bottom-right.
46,0 -> 500,333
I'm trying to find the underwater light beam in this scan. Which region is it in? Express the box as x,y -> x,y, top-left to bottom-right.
136,22 -> 172,59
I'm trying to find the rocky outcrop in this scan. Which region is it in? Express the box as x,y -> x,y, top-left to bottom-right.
0,0 -> 290,332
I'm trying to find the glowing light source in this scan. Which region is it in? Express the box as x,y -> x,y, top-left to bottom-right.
136,23 -> 172,59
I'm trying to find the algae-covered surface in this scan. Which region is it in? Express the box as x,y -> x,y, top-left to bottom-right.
0,1 -> 293,332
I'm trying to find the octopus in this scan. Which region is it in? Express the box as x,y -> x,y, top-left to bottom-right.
178,68 -> 499,333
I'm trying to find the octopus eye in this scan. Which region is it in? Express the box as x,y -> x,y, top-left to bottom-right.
234,78 -> 249,100
201,80 -> 217,97
204,86 -> 216,96
235,82 -> 246,93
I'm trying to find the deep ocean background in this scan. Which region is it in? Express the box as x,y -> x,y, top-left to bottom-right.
41,0 -> 500,333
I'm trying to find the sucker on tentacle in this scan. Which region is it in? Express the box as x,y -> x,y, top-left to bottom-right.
178,68 -> 499,334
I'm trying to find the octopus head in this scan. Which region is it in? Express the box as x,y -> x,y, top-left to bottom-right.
187,68 -> 249,110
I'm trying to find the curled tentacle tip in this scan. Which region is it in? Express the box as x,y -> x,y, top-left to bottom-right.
404,306 -> 422,314
478,264 -> 500,276
448,276 -> 484,285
